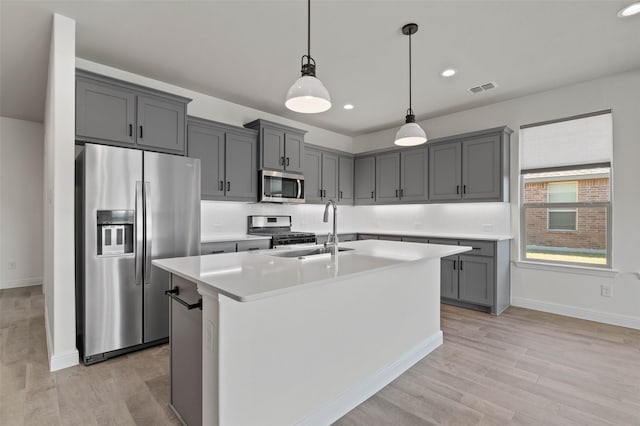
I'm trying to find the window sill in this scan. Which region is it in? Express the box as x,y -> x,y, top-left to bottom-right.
513,260 -> 619,278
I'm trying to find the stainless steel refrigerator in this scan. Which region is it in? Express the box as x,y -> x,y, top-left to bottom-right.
75,143 -> 200,364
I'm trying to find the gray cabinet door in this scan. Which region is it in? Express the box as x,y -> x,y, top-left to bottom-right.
284,132 -> 304,173
400,147 -> 428,202
429,141 -> 462,201
76,79 -> 136,145
225,131 -> 258,201
304,148 -> 323,203
322,152 -> 339,201
354,156 -> 376,205
338,156 -> 354,205
440,256 -> 459,300
136,95 -> 186,154
375,152 -> 401,203
262,128 -> 285,170
462,134 -> 501,200
458,255 -> 494,306
187,123 -> 225,200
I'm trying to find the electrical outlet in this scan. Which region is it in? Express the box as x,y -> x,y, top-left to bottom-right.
8,261 -> 16,270
601,284 -> 612,297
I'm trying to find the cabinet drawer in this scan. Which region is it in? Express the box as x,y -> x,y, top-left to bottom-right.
379,235 -> 402,241
357,234 -> 379,240
459,240 -> 494,257
201,241 -> 237,255
237,239 -> 271,252
402,236 -> 429,244
428,238 -> 459,246
339,233 -> 357,242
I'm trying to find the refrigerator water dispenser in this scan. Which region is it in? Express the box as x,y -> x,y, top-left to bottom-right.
97,210 -> 134,256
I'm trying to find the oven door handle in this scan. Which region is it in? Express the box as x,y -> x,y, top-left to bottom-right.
297,179 -> 302,199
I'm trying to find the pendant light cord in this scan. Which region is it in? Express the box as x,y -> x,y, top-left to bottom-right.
307,0 -> 311,58
408,30 -> 413,115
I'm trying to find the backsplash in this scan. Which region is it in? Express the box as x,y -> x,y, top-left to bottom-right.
201,201 -> 511,238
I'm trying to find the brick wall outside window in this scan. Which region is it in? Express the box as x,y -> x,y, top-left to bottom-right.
524,178 -> 609,251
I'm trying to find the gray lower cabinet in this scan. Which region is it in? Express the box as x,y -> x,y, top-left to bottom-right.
316,233 -> 357,244
187,117 -> 258,202
236,239 -> 271,252
169,275 -> 202,426
244,119 -> 306,174
338,156 -> 354,204
458,255 -> 494,306
201,239 -> 271,255
429,127 -> 511,202
440,256 -> 459,299
354,156 -> 376,205
357,234 -> 379,240
76,70 -> 190,155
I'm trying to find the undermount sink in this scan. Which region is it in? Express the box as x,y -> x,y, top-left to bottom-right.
269,246 -> 354,258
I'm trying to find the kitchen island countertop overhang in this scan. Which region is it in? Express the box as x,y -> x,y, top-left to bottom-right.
153,240 -> 472,302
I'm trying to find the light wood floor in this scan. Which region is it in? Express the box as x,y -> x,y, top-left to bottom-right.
1,286 -> 639,425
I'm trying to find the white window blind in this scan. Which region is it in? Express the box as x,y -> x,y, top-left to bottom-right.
520,112 -> 612,170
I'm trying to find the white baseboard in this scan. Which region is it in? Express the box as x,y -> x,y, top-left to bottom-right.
511,297 -> 640,330
44,301 -> 79,372
1,276 -> 43,289
296,330 -> 444,426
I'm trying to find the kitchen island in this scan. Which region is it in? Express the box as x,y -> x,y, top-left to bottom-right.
153,240 -> 470,426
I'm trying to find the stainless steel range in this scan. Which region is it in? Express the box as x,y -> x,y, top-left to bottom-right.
247,215 -> 316,246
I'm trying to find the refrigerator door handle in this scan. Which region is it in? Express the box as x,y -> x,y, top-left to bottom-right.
135,181 -> 144,285
144,181 -> 152,285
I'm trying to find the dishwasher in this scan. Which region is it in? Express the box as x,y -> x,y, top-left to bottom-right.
165,275 -> 202,425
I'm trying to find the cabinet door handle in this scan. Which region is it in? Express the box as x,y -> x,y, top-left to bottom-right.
286,157 -> 290,167
395,189 -> 399,197
279,156 -> 285,165
339,191 -> 343,199
459,260 -> 463,270
210,250 -> 224,254
247,247 -> 260,251
371,191 -> 374,199
226,181 -> 231,192
219,180 -> 224,191
129,124 -> 133,137
463,185 -> 467,194
453,260 -> 457,270
139,125 -> 143,139
456,185 -> 460,194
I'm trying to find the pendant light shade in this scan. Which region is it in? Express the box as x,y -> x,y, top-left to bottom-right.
285,0 -> 331,114
394,23 -> 427,146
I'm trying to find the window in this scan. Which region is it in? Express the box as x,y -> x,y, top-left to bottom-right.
547,182 -> 577,231
520,111 -> 612,267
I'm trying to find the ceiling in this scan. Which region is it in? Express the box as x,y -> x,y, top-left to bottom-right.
1,0 -> 639,136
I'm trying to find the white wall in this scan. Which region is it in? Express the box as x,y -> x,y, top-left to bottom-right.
43,13 -> 78,371
354,70 -> 640,329
0,117 -> 44,289
75,58 -> 353,153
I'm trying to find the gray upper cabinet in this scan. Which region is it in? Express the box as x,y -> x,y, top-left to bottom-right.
429,127 -> 511,203
76,79 -> 136,145
76,70 -> 190,155
376,152 -> 401,203
304,148 -> 323,203
187,117 -> 258,202
354,156 -> 376,205
303,147 -> 343,204
322,153 -> 339,201
136,95 -> 186,155
338,156 -> 354,204
244,119 -> 306,173
462,134 -> 501,200
429,141 -> 462,201
400,147 -> 428,202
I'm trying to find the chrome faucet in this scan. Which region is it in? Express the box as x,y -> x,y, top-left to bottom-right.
323,200 -> 338,254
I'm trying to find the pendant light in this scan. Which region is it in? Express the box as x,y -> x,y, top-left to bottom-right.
285,0 -> 331,114
394,23 -> 427,146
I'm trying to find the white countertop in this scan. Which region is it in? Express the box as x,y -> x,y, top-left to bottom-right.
201,234 -> 272,244
154,240 -> 470,302
295,229 -> 512,241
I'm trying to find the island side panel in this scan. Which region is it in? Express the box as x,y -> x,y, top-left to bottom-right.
215,258 -> 442,426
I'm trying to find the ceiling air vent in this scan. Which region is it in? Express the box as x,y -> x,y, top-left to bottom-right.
467,81 -> 498,94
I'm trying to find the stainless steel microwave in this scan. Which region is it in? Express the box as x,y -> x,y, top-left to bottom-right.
260,170 -> 305,203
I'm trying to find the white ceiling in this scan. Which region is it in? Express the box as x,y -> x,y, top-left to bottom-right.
1,0 -> 639,136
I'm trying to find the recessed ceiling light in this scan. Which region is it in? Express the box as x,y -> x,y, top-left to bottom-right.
441,69 -> 456,77
618,2 -> 640,17
343,104 -> 354,110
